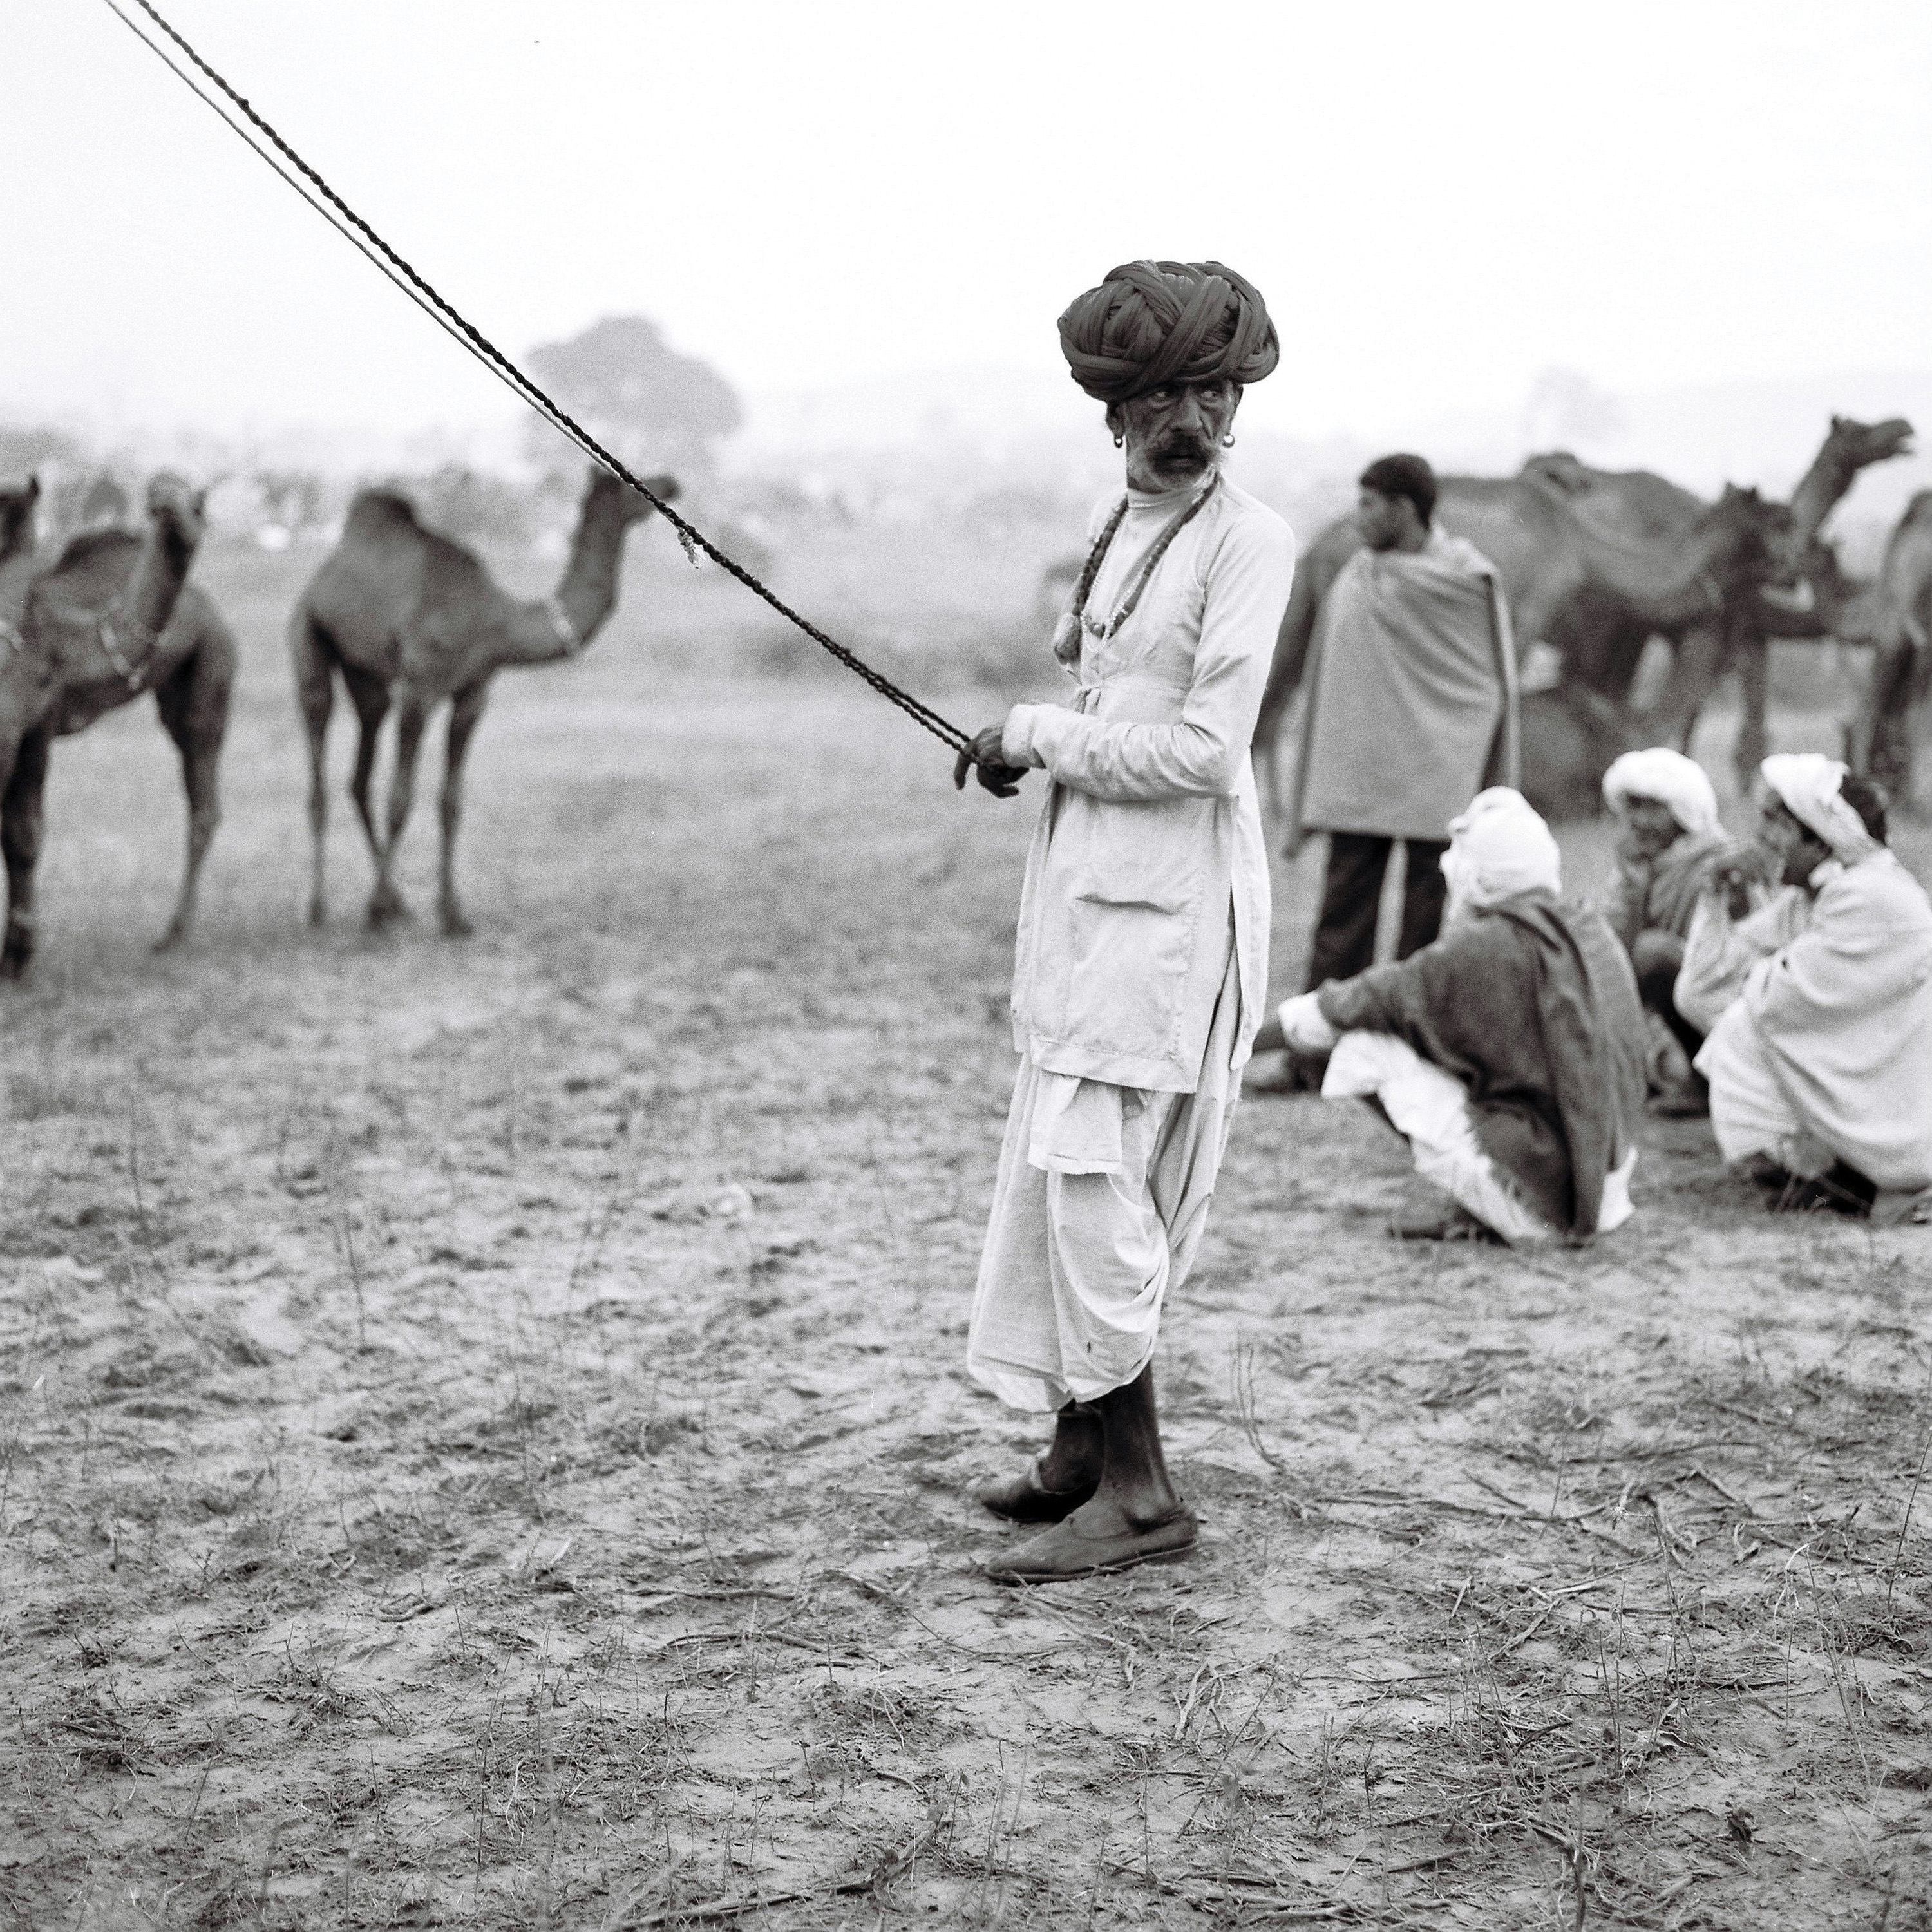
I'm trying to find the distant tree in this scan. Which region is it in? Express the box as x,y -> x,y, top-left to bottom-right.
524,315 -> 741,478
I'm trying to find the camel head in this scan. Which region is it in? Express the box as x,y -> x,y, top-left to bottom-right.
144,472 -> 211,570
1703,485 -> 1798,589
0,475 -> 40,569
583,465 -> 681,530
1821,413 -> 1915,474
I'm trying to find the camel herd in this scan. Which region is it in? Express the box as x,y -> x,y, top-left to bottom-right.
1253,415 -> 1922,820
0,420 -> 1929,978
0,465 -> 674,977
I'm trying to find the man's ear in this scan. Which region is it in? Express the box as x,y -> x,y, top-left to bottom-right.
1104,402 -> 1125,442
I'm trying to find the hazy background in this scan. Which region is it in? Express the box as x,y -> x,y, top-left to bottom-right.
3,0 -> 1930,564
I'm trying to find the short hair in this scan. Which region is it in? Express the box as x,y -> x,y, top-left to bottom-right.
1840,772 -> 1889,844
1359,453 -> 1437,527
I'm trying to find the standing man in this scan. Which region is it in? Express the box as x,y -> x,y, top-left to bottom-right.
952,260 -> 1295,1584
1283,455 -> 1519,989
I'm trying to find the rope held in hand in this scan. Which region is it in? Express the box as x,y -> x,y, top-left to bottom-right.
98,0 -> 977,758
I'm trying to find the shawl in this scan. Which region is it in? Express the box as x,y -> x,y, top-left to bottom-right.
1291,530 -> 1520,847
1723,849 -> 1932,1189
1318,892 -> 1647,1236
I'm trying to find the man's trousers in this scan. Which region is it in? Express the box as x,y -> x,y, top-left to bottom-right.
1306,833 -> 1448,989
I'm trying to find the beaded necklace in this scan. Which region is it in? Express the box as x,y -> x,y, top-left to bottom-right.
1052,471 -> 1221,667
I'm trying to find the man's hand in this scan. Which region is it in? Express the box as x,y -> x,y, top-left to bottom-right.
1709,840 -> 1774,920
953,722 -> 1027,799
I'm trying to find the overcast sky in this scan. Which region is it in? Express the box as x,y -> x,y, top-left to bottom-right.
3,0 -> 1929,448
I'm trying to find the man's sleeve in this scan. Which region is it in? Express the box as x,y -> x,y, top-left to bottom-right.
1593,858 -> 1646,953
1001,514 -> 1295,802
1747,879 -> 1930,1031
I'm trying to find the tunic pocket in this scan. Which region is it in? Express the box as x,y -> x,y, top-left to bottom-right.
1068,889 -> 1196,1054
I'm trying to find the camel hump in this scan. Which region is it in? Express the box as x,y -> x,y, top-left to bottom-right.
343,489 -> 424,538
49,526 -> 140,574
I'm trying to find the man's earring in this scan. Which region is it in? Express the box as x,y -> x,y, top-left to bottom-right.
1113,433 -> 1124,449
1221,433 -> 1237,448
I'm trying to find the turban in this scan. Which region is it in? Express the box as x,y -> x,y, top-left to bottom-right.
1760,753 -> 1881,864
1058,260 -> 1279,404
1441,787 -> 1563,911
1602,748 -> 1721,840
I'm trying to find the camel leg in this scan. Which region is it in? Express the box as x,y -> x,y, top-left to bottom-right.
1640,620 -> 1725,756
1862,637 -> 1919,802
1,730 -> 51,980
341,661 -> 393,869
370,691 -> 429,927
152,630 -> 234,952
437,680 -> 489,938
292,609 -> 336,927
1732,630 -> 1770,791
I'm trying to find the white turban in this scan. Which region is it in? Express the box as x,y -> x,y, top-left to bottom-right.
1602,747 -> 1721,839
1440,786 -> 1563,912
1760,753 -> 1881,864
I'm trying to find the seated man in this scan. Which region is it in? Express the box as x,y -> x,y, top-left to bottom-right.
1696,754 -> 1932,1216
1255,789 -> 1646,1244
1596,748 -> 1734,1102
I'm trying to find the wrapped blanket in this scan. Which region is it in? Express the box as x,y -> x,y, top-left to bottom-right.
1290,530 -> 1519,850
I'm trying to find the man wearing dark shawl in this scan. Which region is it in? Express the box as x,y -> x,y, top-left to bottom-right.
1283,454 -> 1520,989
1258,790 -> 1647,1243
951,261 -> 1294,1582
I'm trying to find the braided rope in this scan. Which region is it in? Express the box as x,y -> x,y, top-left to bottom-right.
101,0 -> 976,757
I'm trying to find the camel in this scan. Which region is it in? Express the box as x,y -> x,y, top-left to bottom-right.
1544,416 -> 1913,782
0,477 -> 39,574
290,462 -> 678,936
1,474 -> 213,978
1845,492 -> 1932,802
1252,463 -> 1792,819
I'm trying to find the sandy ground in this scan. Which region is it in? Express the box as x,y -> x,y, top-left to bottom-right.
2,540 -> 1929,1929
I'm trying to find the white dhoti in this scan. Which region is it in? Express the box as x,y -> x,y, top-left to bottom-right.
1696,1002 -> 1837,1179
967,943 -> 1242,1413
1323,1031 -> 1635,1245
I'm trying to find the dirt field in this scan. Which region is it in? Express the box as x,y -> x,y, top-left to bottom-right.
3,536 -> 1929,1929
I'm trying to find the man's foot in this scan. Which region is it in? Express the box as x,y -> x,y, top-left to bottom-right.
1244,1050 -> 1327,1097
1390,1205 -> 1500,1243
983,1501 -> 1198,1585
1744,1155 -> 1795,1193
972,1461 -> 1099,1524
1775,1160 -> 1877,1218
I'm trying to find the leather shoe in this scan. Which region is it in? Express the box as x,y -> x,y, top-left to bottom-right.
983,1503 -> 1198,1585
972,1462 -> 1098,1524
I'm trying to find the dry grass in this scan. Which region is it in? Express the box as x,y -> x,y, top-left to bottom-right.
1,535 -> 1929,1929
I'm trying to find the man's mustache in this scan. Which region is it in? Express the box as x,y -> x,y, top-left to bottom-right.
1150,431 -> 1213,465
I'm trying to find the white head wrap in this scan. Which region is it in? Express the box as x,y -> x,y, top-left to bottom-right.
1759,753 -> 1881,864
1602,747 -> 1721,839
1439,787 -> 1563,913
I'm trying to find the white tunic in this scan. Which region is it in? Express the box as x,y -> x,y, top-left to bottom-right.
1001,477 -> 1296,1091
1696,849 -> 1932,1189
967,473 -> 1294,1410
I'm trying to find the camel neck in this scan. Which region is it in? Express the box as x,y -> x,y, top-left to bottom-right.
123,520 -> 193,637
536,492 -> 629,660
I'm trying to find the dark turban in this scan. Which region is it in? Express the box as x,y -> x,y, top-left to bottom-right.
1057,259 -> 1279,404
1359,452 -> 1437,526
